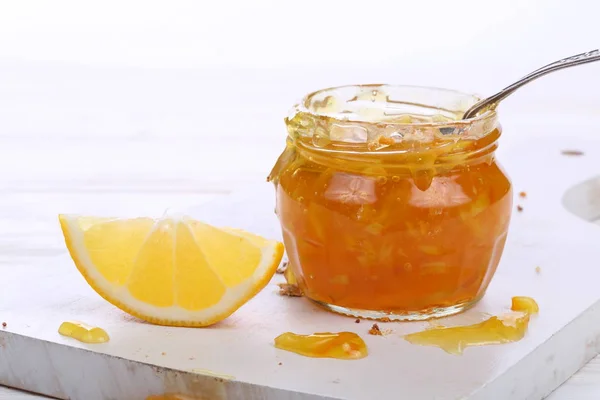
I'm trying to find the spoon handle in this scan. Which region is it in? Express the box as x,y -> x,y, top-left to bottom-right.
463,49 -> 600,119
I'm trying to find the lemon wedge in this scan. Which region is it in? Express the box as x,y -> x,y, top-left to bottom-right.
59,214 -> 284,327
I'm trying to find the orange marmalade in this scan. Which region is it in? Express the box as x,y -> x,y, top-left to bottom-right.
268,85 -> 512,321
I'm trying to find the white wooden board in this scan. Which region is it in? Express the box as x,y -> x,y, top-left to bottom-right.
2,129 -> 600,400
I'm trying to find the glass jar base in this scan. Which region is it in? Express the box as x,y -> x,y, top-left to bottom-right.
311,298 -> 480,322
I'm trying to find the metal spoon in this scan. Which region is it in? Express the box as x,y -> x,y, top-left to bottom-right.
462,49 -> 600,119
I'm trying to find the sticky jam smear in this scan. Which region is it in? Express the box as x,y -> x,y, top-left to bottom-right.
274,332 -> 367,360
58,321 -> 110,344
511,296 -> 539,313
404,311 -> 530,355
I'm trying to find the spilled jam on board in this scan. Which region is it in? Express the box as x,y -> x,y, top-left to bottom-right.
511,296 -> 539,313
58,321 -> 109,344
274,331 -> 367,360
403,296 -> 539,355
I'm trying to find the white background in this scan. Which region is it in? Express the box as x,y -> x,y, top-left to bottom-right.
1,0 -> 599,120
0,0 -> 598,71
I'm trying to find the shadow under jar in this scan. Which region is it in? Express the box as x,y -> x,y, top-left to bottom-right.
268,85 -> 512,321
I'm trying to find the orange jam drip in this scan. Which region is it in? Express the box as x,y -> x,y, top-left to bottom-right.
274,331 -> 368,359
58,321 -> 109,344
511,296 -> 539,313
269,127 -> 512,314
404,312 -> 530,355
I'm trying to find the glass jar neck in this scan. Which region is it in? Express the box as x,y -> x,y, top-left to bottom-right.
269,85 -> 503,184
291,127 -> 500,173
285,84 -> 500,156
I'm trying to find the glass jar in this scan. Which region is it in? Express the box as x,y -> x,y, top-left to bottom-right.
268,85 -> 512,321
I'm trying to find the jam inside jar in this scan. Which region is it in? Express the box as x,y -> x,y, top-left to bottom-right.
268,85 -> 512,321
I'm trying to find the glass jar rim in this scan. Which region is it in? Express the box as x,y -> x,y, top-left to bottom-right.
297,83 -> 495,127
286,84 -> 499,146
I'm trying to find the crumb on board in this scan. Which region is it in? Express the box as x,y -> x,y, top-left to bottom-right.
369,323 -> 383,336
535,266 -> 541,274
517,205 -> 523,212
355,319 -> 360,324
161,352 -> 166,356
561,149 -> 584,156
189,357 -> 196,361
276,259 -> 289,274
278,362 -> 283,366
1,322 -> 6,329
277,283 -> 302,297
379,317 -> 391,323
519,191 -> 527,198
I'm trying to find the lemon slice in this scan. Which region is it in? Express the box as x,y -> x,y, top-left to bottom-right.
59,214 -> 284,327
